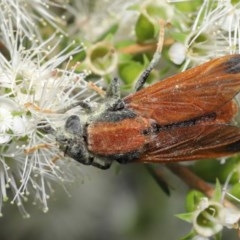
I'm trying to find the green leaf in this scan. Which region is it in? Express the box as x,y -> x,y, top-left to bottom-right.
190,157 -> 240,184
176,212 -> 194,223
142,54 -> 150,65
173,0 -> 203,12
135,13 -> 155,42
212,179 -> 222,202
118,61 -> 143,84
95,23 -> 119,42
185,190 -> 205,212
232,0 -> 239,4
179,230 -> 197,240
170,31 -> 187,42
229,182 -> 240,201
146,5 -> 168,19
217,157 -> 240,184
190,159 -> 220,182
214,231 -> 222,240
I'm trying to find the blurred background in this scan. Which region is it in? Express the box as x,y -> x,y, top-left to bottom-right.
0,163 -> 191,240
0,163 -> 238,240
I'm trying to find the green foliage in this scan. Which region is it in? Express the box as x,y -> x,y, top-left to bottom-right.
176,212 -> 194,223
118,61 -> 143,84
173,0 -> 203,12
135,13 -> 155,42
179,230 -> 197,240
185,190 -> 205,212
190,157 -> 240,184
212,180 -> 222,202
229,182 -> 240,201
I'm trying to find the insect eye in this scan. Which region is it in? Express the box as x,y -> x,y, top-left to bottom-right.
65,115 -> 82,135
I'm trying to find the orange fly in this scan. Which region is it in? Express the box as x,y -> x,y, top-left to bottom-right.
41,52 -> 240,169
38,19 -> 240,169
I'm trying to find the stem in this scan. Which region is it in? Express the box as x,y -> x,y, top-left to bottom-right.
166,163 -> 213,197
119,37 -> 174,55
149,163 -> 237,209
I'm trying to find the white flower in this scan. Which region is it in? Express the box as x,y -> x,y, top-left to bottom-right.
193,199 -> 224,237
0,0 -> 68,40
223,208 -> 240,229
67,0 -> 141,41
0,107 -> 13,133
0,21 -> 102,216
168,42 -> 186,65
192,197 -> 240,238
12,116 -> 27,135
192,235 -> 209,240
184,1 -> 240,69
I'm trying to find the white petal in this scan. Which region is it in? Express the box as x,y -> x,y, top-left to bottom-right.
12,116 -> 27,135
0,134 -> 11,143
222,208 -> 240,228
168,42 -> 186,65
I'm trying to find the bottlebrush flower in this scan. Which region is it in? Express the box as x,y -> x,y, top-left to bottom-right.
0,0 -> 67,40
184,1 -> 240,69
0,20 -> 101,217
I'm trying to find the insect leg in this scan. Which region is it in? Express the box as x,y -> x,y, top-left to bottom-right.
91,157 -> 112,170
37,122 -> 56,135
134,52 -> 162,91
145,165 -> 170,195
134,20 -> 165,92
56,101 -> 92,114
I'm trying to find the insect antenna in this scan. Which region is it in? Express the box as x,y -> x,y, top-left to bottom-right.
106,77 -> 121,98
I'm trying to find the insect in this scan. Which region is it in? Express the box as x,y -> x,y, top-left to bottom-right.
44,53 -> 240,169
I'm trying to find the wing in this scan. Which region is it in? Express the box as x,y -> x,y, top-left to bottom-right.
138,124 -> 240,163
124,55 -> 240,125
